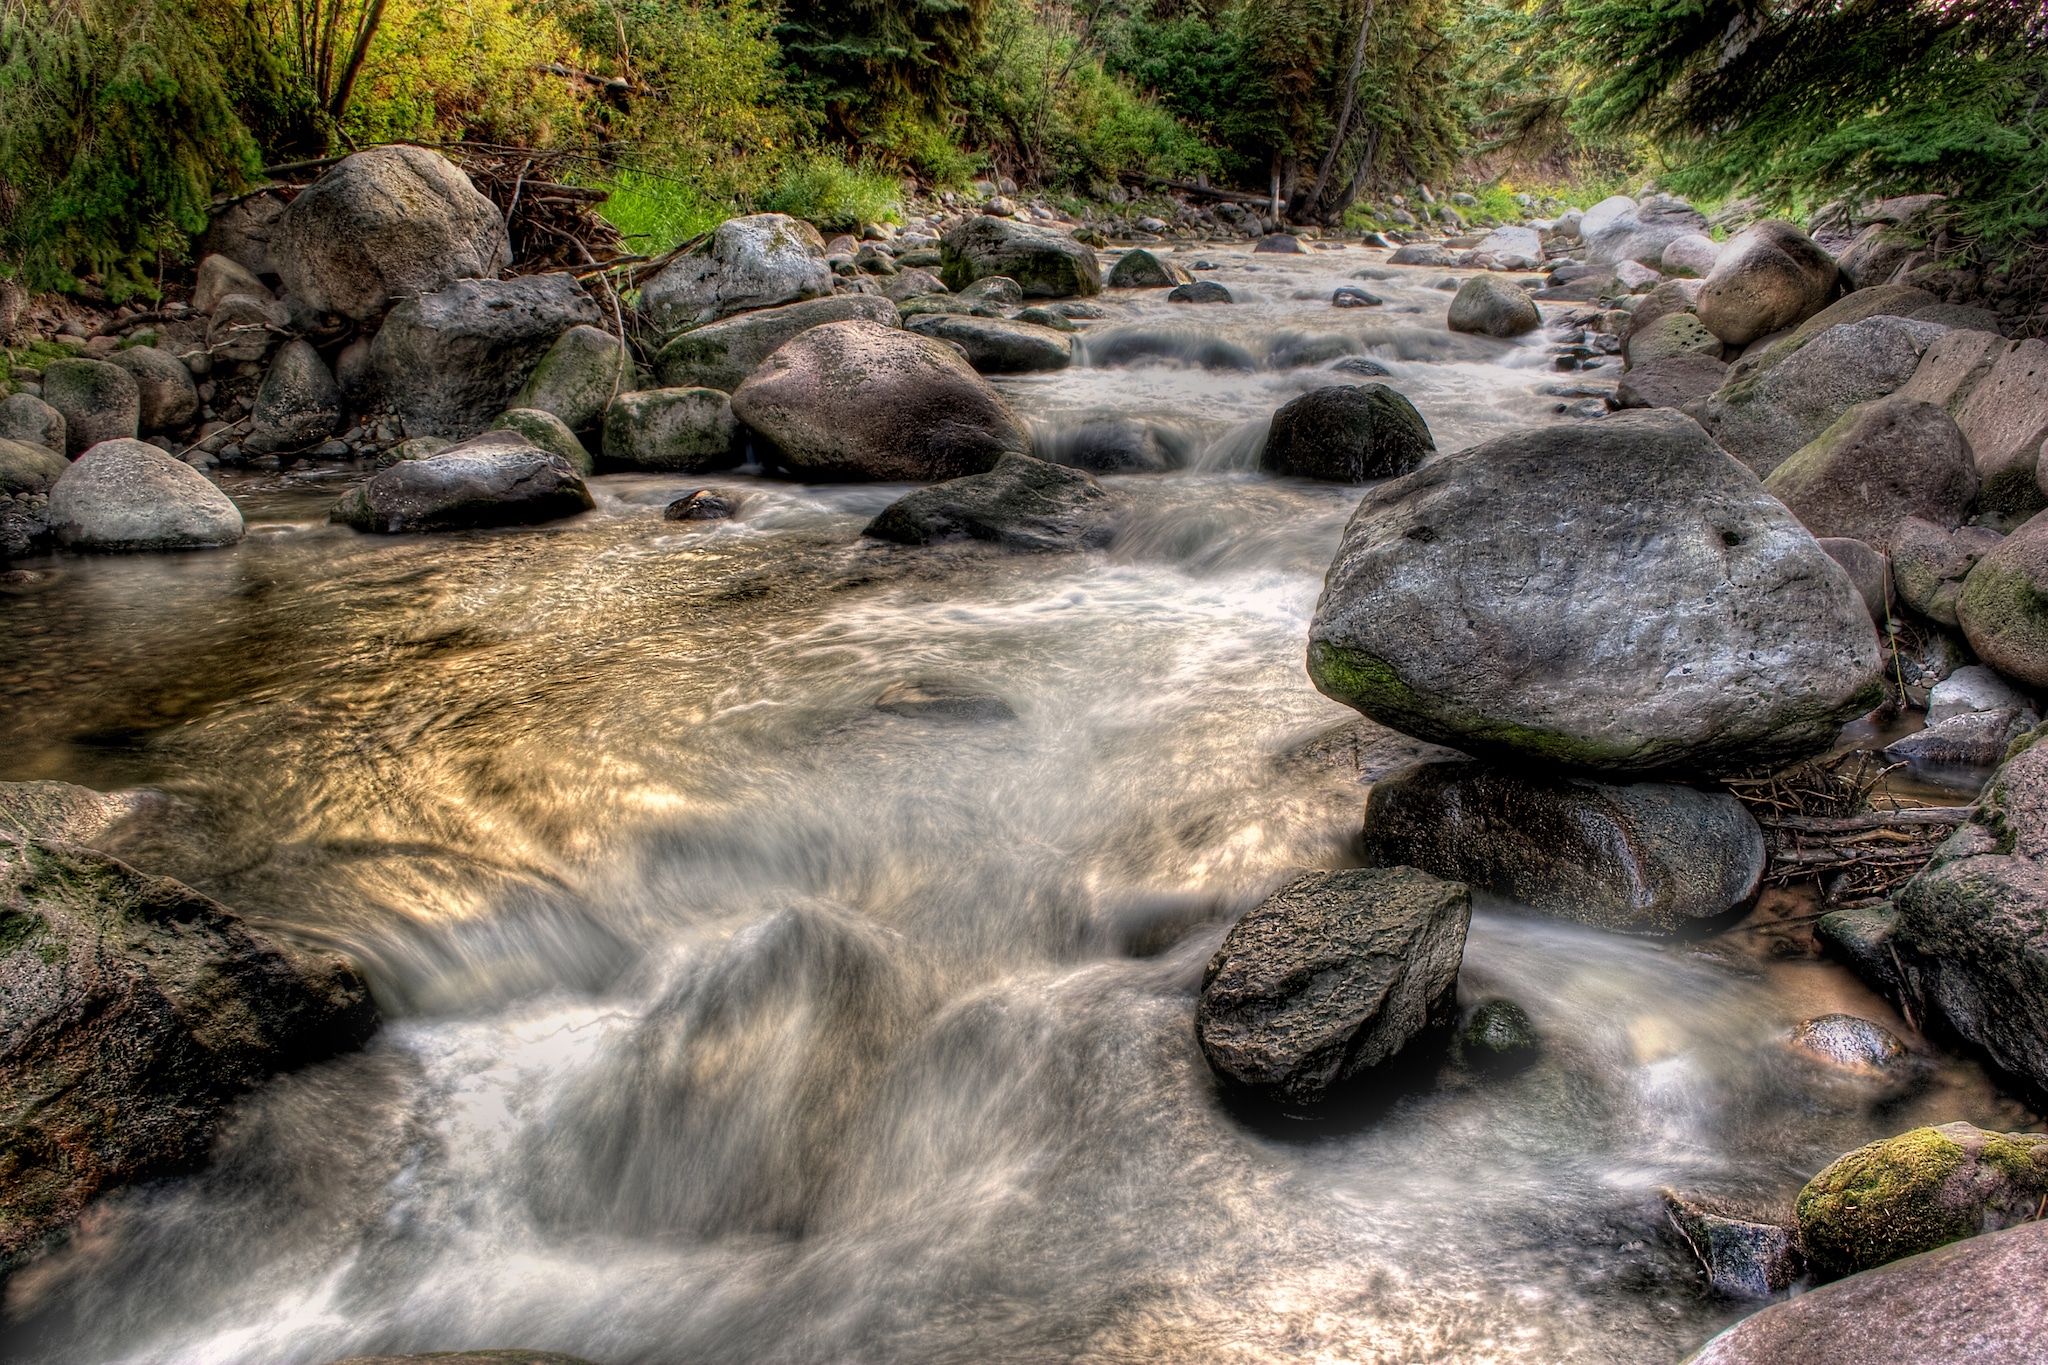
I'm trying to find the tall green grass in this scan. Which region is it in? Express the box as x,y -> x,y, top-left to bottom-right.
598,171 -> 732,253
758,152 -> 902,233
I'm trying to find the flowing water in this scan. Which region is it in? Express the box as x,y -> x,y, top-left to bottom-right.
0,245 -> 2036,1365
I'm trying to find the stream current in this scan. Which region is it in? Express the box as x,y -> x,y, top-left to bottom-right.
0,244 -> 2037,1364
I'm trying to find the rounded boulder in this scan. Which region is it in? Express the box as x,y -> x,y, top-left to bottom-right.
1260,383 -> 1434,483
1957,509 -> 2048,686
47,439 -> 244,550
40,358 -> 140,456
1762,395 -> 1979,549
1696,220 -> 1841,347
1447,275 -> 1539,337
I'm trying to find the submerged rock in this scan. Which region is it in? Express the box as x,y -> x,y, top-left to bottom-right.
653,295 -> 899,393
47,439 -> 244,551
941,216 -> 1102,299
0,835 -> 377,1271
1795,1122 -> 2048,1278
1196,867 -> 1470,1108
1684,1220 -> 2048,1364
1260,383 -> 1433,483
1662,1191 -> 1802,1299
663,489 -> 737,521
332,430 -> 593,533
863,453 -> 1110,550
640,213 -> 833,331
1307,409 -> 1884,778
1461,998 -> 1539,1066
1788,1014 -> 1907,1071
730,319 -> 1029,481
1361,761 -> 1764,933
873,679 -> 1016,721
371,274 -> 603,439
312,1355 -> 598,1365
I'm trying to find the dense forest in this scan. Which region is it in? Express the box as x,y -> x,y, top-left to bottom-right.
0,0 -> 2043,298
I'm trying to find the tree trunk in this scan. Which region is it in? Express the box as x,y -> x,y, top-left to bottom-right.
1298,0 -> 1378,221
326,0 -> 387,126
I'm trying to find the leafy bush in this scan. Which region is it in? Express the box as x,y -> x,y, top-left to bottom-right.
598,170 -> 730,251
758,151 -> 902,231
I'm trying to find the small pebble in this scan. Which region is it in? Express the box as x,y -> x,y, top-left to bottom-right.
1790,1014 -> 1907,1071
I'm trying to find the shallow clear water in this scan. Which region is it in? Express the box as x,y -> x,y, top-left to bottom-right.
0,243 -> 2036,1365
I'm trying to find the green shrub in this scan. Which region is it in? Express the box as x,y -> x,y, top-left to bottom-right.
598,171 -> 731,252
758,151 -> 902,232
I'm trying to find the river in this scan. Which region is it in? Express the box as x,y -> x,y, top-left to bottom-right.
0,243 -> 2034,1364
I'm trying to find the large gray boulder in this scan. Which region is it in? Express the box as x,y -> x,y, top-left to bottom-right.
1899,327 -> 2001,410
0,438 -> 67,495
1615,354 -> 1727,411
729,319 -> 1030,480
1697,315 -> 1946,478
248,338 -> 341,450
105,346 -> 198,434
510,324 -> 632,431
1447,275 -> 1539,337
903,314 -> 1074,373
1361,761 -> 1764,933
652,295 -> 898,393
40,358 -> 139,456
862,452 -> 1110,550
371,274 -> 603,438
1953,338 -> 2048,520
47,439 -> 244,550
1583,193 -> 1708,268
1307,409 -> 1885,778
488,408 -> 592,475
1891,733 -> 2048,1096
1260,383 -> 1434,482
1684,1220 -> 2048,1365
0,393 -> 64,456
1195,867 -> 1470,1108
1696,220 -> 1841,346
332,429 -> 593,533
940,216 -> 1103,299
191,253 -> 268,316
272,145 -> 510,323
1958,512 -> 2048,687
1894,519 -> 2002,626
639,213 -> 833,331
1762,395 -> 1979,548
0,834 -> 377,1273
599,387 -> 739,471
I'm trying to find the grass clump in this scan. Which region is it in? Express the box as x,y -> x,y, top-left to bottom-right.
759,152 -> 903,234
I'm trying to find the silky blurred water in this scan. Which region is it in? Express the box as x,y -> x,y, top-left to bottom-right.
0,243 -> 2033,1365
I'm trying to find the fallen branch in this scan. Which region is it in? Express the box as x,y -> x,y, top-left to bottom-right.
1758,808 -> 1975,834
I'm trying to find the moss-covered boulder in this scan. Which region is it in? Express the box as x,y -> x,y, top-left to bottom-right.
490,408 -> 593,475
1957,509 -> 2048,687
0,833 -> 377,1273
1894,516 -> 2003,626
1624,311 -> 1721,369
940,216 -> 1103,299
1795,1122 -> 2048,1278
600,387 -> 739,472
105,346 -> 199,435
653,295 -> 899,393
511,324 -> 632,431
40,357 -> 140,457
0,438 -> 66,496
1260,383 -> 1433,483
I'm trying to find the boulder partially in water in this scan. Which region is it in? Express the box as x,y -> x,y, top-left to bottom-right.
730,319 -> 1029,480
1446,275 -> 1539,337
1307,409 -> 1884,778
1788,1014 -> 1907,1072
904,314 -> 1075,373
0,833 -> 377,1272
47,439 -> 244,551
940,216 -> 1103,299
1196,867 -> 1470,1108
1106,249 -> 1190,289
1259,383 -> 1434,483
653,295 -> 899,393
1662,1191 -> 1802,1299
332,430 -> 593,533
371,274 -> 603,439
863,453 -> 1110,550
600,387 -> 739,472
1795,1122 -> 2048,1279
1361,760 -> 1764,933
639,214 -> 834,331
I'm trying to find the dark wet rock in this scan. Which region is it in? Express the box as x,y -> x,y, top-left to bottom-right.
600,387 -> 739,472
0,438 -> 66,496
1615,354 -> 1727,410
1697,315 -> 1944,479
1763,397 -> 1978,550
1332,287 -> 1382,308
332,430 -> 593,533
1958,511 -> 2048,687
273,145 -> 509,323
1167,281 -> 1233,304
1789,1013 -> 1907,1071
1106,249 -> 1190,289
0,392 -> 65,454
1816,903 -> 1906,1001
40,358 -> 139,457
1260,383 -> 1433,483
1893,517 -> 2002,627
1195,867 -> 1471,1109
1683,1219 -> 2048,1365
1892,736 -> 2048,1096
0,836 -> 377,1272
1308,409 -> 1884,778
640,213 -> 833,330
1696,220 -> 1840,347
1254,233 -> 1307,254
512,324 -> 633,430
248,339 -> 341,450
1361,760 -> 1764,933
47,439 -> 243,550
1447,275 -> 1539,337
1796,1122 -> 2048,1278
664,490 -> 737,521
730,319 -> 1028,481
653,295 -> 899,394
1884,706 -> 2038,769
1034,414 -> 1182,473
873,679 -> 1016,721
1624,312 -> 1720,368
1662,1191 -> 1802,1299
371,274 -> 603,439
490,408 -> 593,475
1461,998 -> 1539,1066
1009,306 -> 1078,331
1816,537 -> 1895,624
863,453 -> 1110,551
104,347 -> 198,434
1388,244 -> 1453,267
1953,339 -> 2048,521
904,314 -> 1074,373
1328,356 -> 1393,378
941,216 -> 1102,299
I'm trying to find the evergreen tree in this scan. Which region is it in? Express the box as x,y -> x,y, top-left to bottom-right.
777,0 -> 995,136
